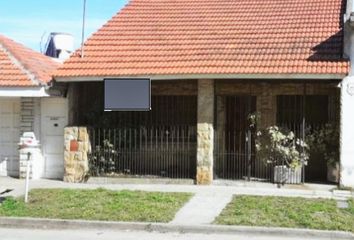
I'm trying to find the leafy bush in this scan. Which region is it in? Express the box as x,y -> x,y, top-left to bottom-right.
90,139 -> 119,175
256,126 -> 309,169
306,123 -> 339,167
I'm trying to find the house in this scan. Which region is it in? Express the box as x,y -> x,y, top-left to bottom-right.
53,0 -> 354,187
0,34 -> 68,179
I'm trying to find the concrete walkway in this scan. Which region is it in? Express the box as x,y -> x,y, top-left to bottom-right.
1,177 -> 353,200
171,191 -> 233,225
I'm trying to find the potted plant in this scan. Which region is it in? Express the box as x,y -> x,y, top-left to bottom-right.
255,126 -> 309,184
306,123 -> 339,183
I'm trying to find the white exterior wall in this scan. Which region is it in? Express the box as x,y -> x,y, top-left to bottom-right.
0,97 -> 21,177
340,77 -> 354,187
0,95 -> 68,179
41,97 -> 68,179
341,1 -> 354,188
19,97 -> 68,179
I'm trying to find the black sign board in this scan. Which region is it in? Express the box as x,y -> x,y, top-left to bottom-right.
104,78 -> 151,111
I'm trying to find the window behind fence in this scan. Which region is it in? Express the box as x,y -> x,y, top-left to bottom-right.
276,95 -> 332,183
85,94 -> 198,179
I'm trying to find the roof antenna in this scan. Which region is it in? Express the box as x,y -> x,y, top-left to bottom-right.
81,0 -> 87,58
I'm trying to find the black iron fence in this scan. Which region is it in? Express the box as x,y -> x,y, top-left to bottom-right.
214,129 -> 272,182
214,128 -> 306,184
213,94 -> 335,184
279,122 -> 332,183
88,125 -> 197,179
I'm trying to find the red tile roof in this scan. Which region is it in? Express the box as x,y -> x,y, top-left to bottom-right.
54,0 -> 349,79
0,34 -> 60,87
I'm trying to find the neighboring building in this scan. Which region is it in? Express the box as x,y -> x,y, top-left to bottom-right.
44,32 -> 74,62
0,34 -> 68,179
53,0 -> 354,187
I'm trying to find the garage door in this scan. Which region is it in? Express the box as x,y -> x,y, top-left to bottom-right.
0,98 -> 20,177
41,98 -> 68,179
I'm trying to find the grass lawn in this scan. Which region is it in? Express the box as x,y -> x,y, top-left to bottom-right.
0,188 -> 192,222
215,195 -> 354,233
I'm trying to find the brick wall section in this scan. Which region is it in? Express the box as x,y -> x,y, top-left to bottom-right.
151,80 -> 197,95
215,81 -> 339,130
63,127 -> 90,182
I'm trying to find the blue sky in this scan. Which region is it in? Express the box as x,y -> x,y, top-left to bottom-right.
0,0 -> 128,51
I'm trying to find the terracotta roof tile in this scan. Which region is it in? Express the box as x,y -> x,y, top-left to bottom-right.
54,0 -> 349,78
0,34 -> 60,87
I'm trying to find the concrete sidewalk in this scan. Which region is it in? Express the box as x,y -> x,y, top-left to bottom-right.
1,177 -> 353,200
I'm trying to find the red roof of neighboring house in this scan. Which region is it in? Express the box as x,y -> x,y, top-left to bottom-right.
0,34 -> 60,87
54,0 -> 349,79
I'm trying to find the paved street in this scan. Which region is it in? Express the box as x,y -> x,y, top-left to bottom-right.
0,227 -> 342,240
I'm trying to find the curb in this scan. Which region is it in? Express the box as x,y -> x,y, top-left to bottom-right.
0,217 -> 353,239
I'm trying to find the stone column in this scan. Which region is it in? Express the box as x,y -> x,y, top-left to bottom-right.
196,79 -> 214,185
340,76 -> 354,188
64,127 -> 90,183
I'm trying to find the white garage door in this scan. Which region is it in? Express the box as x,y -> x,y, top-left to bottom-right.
41,98 -> 68,179
0,98 -> 20,177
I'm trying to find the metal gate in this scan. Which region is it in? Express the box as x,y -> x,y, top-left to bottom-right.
214,95 -> 271,181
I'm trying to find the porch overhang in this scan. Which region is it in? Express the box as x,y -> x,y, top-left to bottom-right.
54,73 -> 347,82
0,86 -> 50,97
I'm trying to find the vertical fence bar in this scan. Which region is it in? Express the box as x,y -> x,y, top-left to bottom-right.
302,84 -> 307,184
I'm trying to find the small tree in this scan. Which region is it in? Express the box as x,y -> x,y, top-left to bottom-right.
255,126 -> 309,169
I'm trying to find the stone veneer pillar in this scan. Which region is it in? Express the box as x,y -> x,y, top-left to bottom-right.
196,79 -> 214,184
63,127 -> 90,183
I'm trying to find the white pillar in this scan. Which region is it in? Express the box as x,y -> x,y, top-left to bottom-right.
340,76 -> 354,187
